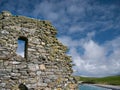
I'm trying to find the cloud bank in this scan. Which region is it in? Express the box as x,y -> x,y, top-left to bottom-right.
0,0 -> 120,77
58,35 -> 120,77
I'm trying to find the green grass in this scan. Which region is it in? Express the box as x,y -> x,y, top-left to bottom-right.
75,75 -> 120,85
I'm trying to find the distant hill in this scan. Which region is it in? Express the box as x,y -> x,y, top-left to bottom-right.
75,75 -> 120,85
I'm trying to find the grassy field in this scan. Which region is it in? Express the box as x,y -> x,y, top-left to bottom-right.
75,75 -> 120,85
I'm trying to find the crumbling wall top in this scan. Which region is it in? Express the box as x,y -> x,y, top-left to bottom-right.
1,11 -> 12,18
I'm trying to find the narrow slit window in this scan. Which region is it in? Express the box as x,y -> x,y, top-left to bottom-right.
16,37 -> 28,59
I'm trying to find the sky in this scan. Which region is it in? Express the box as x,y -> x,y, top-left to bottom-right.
16,40 -> 25,57
0,0 -> 120,77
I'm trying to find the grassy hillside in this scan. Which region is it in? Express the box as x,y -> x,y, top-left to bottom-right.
75,75 -> 120,85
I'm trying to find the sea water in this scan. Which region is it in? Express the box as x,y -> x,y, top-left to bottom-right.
79,84 -> 112,90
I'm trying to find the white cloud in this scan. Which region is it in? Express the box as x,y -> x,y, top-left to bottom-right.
17,52 -> 24,57
83,40 -> 105,60
69,25 -> 85,33
16,40 -> 25,57
86,31 -> 95,39
58,36 -> 81,48
58,36 -> 120,77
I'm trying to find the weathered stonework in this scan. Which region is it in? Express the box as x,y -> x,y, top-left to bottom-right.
0,11 -> 77,90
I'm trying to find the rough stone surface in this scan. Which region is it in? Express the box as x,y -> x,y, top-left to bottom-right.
0,11 -> 77,90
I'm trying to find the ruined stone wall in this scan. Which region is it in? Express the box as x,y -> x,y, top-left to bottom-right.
0,11 -> 77,90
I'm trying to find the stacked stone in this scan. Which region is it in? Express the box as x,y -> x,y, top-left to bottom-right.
0,11 -> 77,90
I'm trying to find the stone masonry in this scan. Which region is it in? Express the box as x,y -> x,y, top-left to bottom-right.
0,11 -> 77,90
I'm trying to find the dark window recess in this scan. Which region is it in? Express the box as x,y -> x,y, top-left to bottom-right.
16,37 -> 28,59
19,83 -> 28,90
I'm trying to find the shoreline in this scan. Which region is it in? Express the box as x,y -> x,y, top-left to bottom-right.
93,84 -> 120,90
79,83 -> 120,90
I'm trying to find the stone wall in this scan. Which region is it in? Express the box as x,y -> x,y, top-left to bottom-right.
0,11 -> 77,90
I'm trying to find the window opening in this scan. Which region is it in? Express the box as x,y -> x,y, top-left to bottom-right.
18,83 -> 28,90
16,37 -> 28,59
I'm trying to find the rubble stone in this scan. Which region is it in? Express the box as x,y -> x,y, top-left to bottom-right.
0,11 -> 77,90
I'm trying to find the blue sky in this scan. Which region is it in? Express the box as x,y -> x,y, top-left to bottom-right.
0,0 -> 120,77
16,40 -> 25,57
